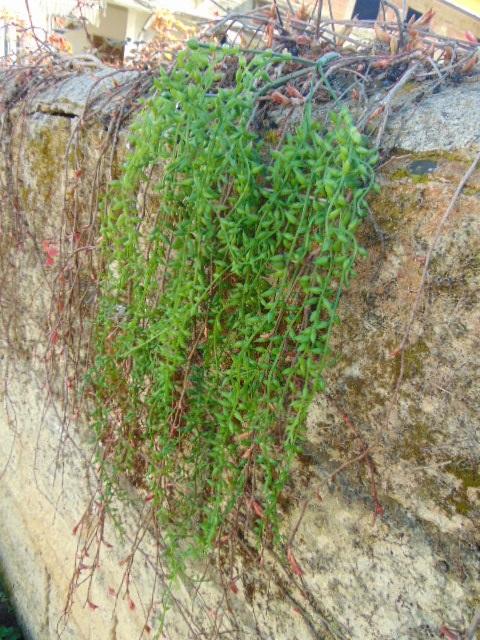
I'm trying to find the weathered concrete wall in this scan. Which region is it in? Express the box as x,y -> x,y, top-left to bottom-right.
0,71 -> 479,640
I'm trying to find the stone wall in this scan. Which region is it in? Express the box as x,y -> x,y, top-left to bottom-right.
0,71 -> 479,639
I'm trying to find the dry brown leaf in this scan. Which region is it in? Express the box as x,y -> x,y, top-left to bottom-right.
265,22 -> 274,49
286,84 -> 304,99
270,91 -> 290,106
462,55 -> 478,74
235,431 -> 252,442
287,547 -> 304,577
372,58 -> 391,69
295,2 -> 309,22
241,445 -> 255,459
464,31 -> 478,44
374,23 -> 391,44
444,46 -> 453,62
368,105 -> 385,122
250,499 -> 264,519
405,35 -> 420,52
389,35 -> 398,55
407,23 -> 418,37
296,34 -> 311,46
414,8 -> 435,27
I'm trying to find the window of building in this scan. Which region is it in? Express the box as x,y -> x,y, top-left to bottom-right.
91,34 -> 124,64
406,7 -> 423,21
352,0 -> 381,20
1,21 -> 19,59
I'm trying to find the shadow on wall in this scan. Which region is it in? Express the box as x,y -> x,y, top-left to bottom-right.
0,579 -> 23,640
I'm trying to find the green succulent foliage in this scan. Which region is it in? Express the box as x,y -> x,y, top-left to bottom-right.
89,43 -> 378,570
0,628 -> 22,640
0,583 -> 22,640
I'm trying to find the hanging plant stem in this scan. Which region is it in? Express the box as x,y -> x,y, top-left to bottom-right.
88,41 -> 378,590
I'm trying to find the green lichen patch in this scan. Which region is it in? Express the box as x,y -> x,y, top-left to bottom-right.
390,167 -> 431,184
22,119 -> 72,231
400,421 -> 436,465
446,461 -> 480,495
391,339 -> 430,380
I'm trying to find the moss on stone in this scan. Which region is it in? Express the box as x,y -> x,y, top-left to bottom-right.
463,187 -> 480,196
392,339 -> 429,380
409,150 -> 467,163
401,421 -> 436,464
444,460 -> 480,517
390,168 -> 410,180
390,167 -> 431,183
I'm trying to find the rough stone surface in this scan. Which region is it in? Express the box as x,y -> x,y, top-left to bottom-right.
0,67 -> 143,118
30,69 -> 142,117
0,73 -> 479,640
383,82 -> 480,152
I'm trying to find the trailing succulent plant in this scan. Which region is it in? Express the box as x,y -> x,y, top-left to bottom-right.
88,42 -> 378,579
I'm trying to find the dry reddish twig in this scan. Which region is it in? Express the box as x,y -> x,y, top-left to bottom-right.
330,447 -> 372,479
328,398 -> 383,519
374,61 -> 421,146
287,546 -> 304,577
287,498 -> 309,548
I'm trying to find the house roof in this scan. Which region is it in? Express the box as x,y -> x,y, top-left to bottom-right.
439,0 -> 480,18
111,0 -> 155,11
160,0 -> 480,25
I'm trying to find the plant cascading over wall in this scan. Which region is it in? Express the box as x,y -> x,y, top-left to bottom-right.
89,41 -> 378,570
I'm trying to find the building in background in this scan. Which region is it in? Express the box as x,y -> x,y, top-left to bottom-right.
0,0 -> 105,57
339,0 -> 479,37
1,0 -> 479,63
374,0 -> 480,38
60,0 -> 156,63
